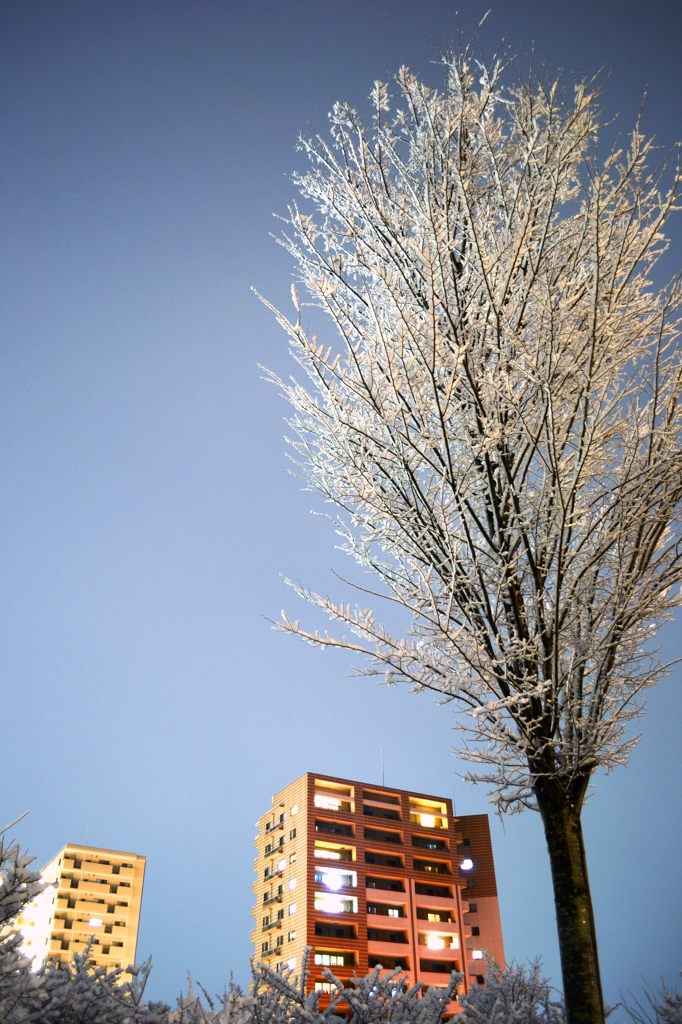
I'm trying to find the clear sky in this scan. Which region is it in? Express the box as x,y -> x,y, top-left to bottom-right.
1,0 -> 681,1008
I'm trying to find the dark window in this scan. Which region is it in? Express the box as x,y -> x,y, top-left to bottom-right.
467,903 -> 478,913
471,926 -> 480,936
476,975 -> 485,986
365,852 -> 404,868
364,828 -> 401,844
363,806 -> 400,820
367,929 -> 407,944
460,838 -> 471,847
315,820 -> 353,837
412,835 -> 448,851
414,883 -> 452,898
366,876 -> 405,892
290,829 -> 297,840
315,923 -> 356,938
368,957 -> 407,970
419,960 -> 458,974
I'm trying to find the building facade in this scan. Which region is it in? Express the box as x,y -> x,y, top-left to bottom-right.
251,773 -> 504,1001
19,843 -> 145,972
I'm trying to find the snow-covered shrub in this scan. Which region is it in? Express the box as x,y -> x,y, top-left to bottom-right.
454,958 -> 565,1024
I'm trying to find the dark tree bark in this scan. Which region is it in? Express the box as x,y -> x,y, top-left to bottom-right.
535,775 -> 604,1024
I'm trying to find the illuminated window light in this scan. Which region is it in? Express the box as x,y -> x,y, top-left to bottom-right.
460,858 -> 474,871
314,795 -> 341,810
419,814 -> 436,828
472,950 -> 483,960
426,935 -> 445,949
315,850 -> 341,860
287,957 -> 296,970
88,918 -> 102,928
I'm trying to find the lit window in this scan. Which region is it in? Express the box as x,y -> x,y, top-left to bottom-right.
314,982 -> 334,993
289,853 -> 296,864
314,953 -> 345,966
315,849 -> 341,860
472,950 -> 483,960
288,878 -> 297,891
291,805 -> 298,816
388,908 -> 399,918
420,814 -> 436,828
288,903 -> 297,915
427,913 -> 440,922
314,893 -> 358,914
314,869 -> 356,889
314,795 -> 341,811
88,918 -> 102,928
277,858 -> 286,872
287,956 -> 296,970
460,859 -> 474,871
426,935 -> 445,949
288,930 -> 296,942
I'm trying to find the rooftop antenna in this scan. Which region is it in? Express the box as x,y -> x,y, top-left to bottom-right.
381,749 -> 385,787
0,811 -> 29,837
85,827 -> 89,847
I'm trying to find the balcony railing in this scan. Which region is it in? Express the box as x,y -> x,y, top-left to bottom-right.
263,893 -> 283,906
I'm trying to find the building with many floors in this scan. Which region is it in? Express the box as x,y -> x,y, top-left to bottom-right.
18,843 -> 145,973
251,773 -> 504,1002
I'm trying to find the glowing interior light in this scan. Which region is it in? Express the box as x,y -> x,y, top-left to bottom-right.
88,918 -> 102,927
315,894 -> 343,913
314,795 -> 341,810
472,950 -> 483,960
325,871 -> 343,891
419,814 -> 436,827
315,850 -> 341,860
426,935 -> 445,949
460,858 -> 474,871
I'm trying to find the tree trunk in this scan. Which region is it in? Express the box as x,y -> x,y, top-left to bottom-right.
534,775 -> 604,1024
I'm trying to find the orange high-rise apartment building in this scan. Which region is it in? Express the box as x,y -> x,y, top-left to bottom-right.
251,773 -> 504,1000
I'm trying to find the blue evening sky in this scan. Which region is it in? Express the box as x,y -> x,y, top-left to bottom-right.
1,0 -> 681,1007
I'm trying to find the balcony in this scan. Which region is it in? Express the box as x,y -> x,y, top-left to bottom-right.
364,828 -> 402,845
315,820 -> 354,837
367,929 -> 408,944
413,860 -> 450,875
419,959 -> 459,975
366,877 -> 405,893
260,943 -> 284,958
263,893 -> 283,906
363,806 -> 400,821
262,920 -> 282,932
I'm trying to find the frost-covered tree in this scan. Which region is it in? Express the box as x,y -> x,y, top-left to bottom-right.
455,957 -> 565,1024
261,45 -> 682,1024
